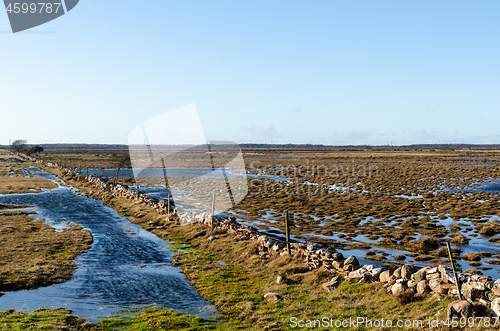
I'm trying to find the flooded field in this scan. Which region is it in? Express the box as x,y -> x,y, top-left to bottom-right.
79,152 -> 500,279
0,168 -> 217,322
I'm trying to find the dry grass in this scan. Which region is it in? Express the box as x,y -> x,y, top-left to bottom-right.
0,154 -> 58,194
0,177 -> 57,194
0,210 -> 92,291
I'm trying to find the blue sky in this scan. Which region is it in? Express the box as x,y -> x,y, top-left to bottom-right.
1,1 -> 500,146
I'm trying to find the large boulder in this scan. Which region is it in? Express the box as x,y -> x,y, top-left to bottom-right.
331,252 -> 344,261
462,283 -> 479,302
492,298 -> 500,317
391,282 -> 408,296
429,278 -> 443,291
486,291 -> 500,302
411,267 -> 429,282
346,265 -> 373,283
491,280 -> 500,296
379,270 -> 393,283
401,264 -> 420,281
469,281 -> 487,291
416,280 -> 430,295
344,255 -> 359,267
407,280 -> 418,288
426,272 -> 441,280
433,283 -> 455,295
371,267 -> 386,279
447,300 -> 474,319
393,267 -> 402,279
331,261 -> 344,270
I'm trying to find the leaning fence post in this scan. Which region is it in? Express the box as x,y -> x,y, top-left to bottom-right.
211,192 -> 215,218
285,210 -> 291,255
446,242 -> 463,301
160,158 -> 169,189
167,193 -> 171,212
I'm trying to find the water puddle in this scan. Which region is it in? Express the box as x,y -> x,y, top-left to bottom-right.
0,168 -> 218,322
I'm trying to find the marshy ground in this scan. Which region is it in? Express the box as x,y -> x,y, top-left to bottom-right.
0,153 -> 92,293
4,145 -> 500,330
232,148 -> 500,276
0,151 -> 57,194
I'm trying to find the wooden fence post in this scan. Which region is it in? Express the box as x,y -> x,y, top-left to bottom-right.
285,210 -> 291,255
212,192 -> 215,218
446,242 -> 463,301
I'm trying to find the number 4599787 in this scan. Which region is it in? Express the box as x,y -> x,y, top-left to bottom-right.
5,2 -> 62,14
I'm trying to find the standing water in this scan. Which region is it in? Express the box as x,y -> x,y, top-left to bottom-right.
0,168 -> 218,322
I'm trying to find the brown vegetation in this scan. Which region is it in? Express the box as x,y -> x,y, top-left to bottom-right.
0,209 -> 92,291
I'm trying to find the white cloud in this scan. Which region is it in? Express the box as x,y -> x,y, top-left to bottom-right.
243,125 -> 281,142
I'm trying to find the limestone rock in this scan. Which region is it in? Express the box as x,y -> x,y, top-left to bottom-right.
322,280 -> 341,292
469,281 -> 486,291
492,280 -> 500,296
277,275 -> 291,285
393,267 -> 402,279
391,283 -> 408,296
462,283 -> 478,302
411,267 -> 429,282
346,265 -> 373,282
429,278 -> 443,291
486,291 -> 500,302
379,270 -> 393,283
343,264 -> 359,272
344,255 -> 359,267
407,280 -> 418,288
401,264 -> 419,281
447,300 -> 474,319
416,280 -> 429,295
331,261 -> 344,270
264,293 -> 281,302
331,276 -> 341,283
371,267 -> 386,279
427,272 -> 441,280
331,252 -> 344,261
391,283 -> 405,295
492,298 -> 500,317
433,283 -> 455,295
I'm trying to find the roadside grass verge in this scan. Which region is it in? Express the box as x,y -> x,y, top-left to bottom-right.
0,308 -> 93,331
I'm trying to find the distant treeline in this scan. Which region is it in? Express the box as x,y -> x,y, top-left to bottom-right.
2,143 -> 500,152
